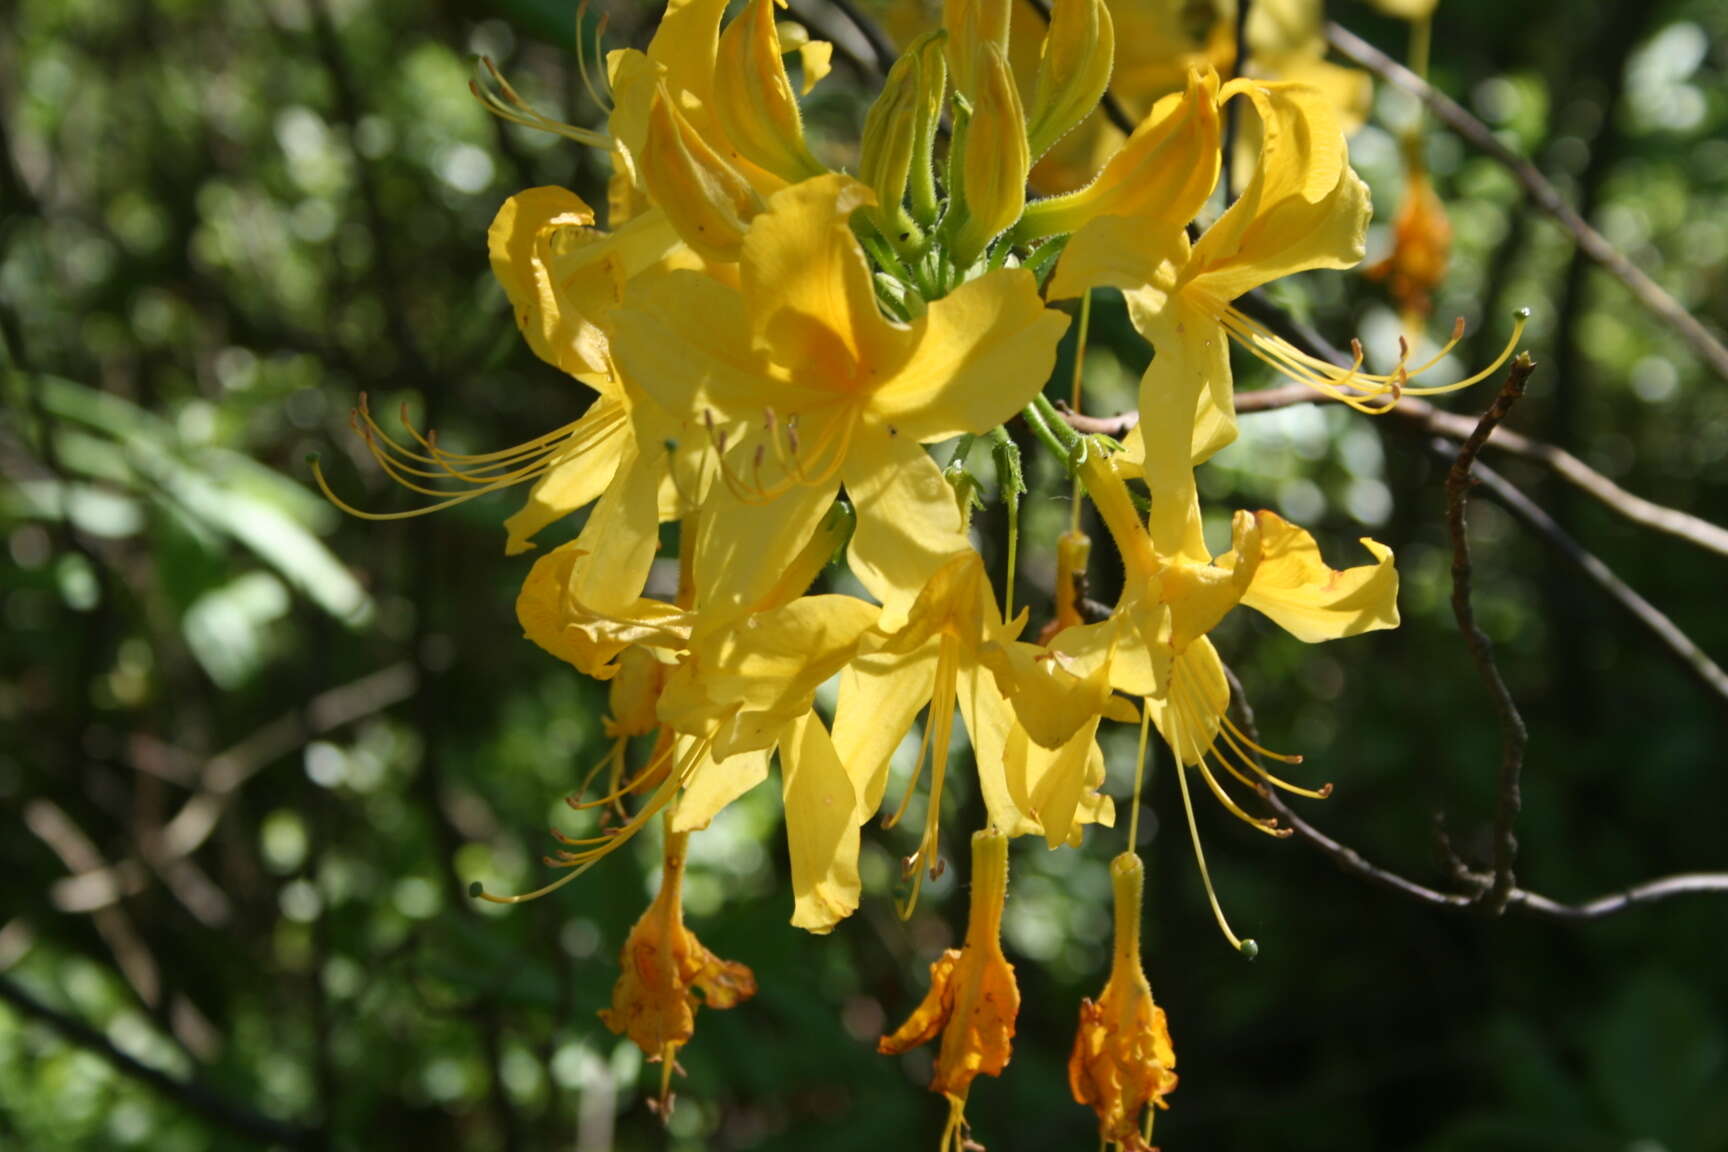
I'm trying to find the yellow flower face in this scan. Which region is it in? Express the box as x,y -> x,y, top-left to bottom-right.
610,173 -> 1067,617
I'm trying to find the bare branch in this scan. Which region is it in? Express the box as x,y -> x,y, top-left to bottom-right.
1445,355 -> 1536,913
1053,398 -> 1139,438
1222,666 -> 1728,922
1326,21 -> 1728,383
1459,454 -> 1728,705
0,974 -> 315,1147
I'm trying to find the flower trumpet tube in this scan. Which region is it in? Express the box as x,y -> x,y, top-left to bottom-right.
879,827 -> 1019,1152
599,822 -> 757,1116
1070,852 -> 1177,1152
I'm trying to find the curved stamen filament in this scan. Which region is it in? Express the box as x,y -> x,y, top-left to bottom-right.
565,733 -> 674,811
892,633 -> 959,921
1215,721 -> 1331,800
1163,690 -> 1255,957
1220,713 -> 1304,764
473,732 -> 714,904
1221,305 -> 1529,407
573,1 -> 614,114
1168,678 -> 1286,838
1169,658 -> 1332,802
703,404 -> 859,506
471,56 -> 611,149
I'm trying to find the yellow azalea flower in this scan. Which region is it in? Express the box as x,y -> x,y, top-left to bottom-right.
309,187 -> 701,566
600,825 -> 756,1114
833,551 -> 1122,917
517,502 -> 880,933
878,827 -> 1020,1152
485,186 -> 711,555
1033,448 -> 1399,949
1070,853 -> 1177,1152
1048,74 -> 1526,562
609,172 -> 1068,620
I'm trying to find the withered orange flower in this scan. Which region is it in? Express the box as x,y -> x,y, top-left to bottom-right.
1367,134 -> 1452,327
879,828 -> 1019,1151
599,826 -> 756,1115
1070,852 -> 1177,1151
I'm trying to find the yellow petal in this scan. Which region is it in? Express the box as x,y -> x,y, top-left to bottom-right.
611,267 -> 786,420
516,540 -> 690,680
740,174 -> 904,383
1186,79 -> 1372,302
1152,511 -> 1261,654
1028,718 -> 1111,850
841,429 -> 973,631
486,187 -> 597,375
645,0 -> 729,116
832,638 -> 940,816
671,738 -> 770,832
775,21 -> 833,96
1046,210 -> 1188,303
503,397 -> 631,555
1121,291 -> 1231,560
869,268 -> 1069,442
572,435 -> 670,617
956,661 -> 1045,839
1146,637 -> 1229,766
1020,68 -> 1221,242
688,594 -> 880,753
781,711 -> 863,933
642,82 -> 764,264
713,0 -> 826,182
1226,510 -> 1400,642
693,472 -> 840,610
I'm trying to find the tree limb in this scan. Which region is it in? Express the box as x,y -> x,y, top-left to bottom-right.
1444,355 -> 1536,913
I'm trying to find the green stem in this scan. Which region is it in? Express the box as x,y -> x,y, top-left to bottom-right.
987,425 -> 1024,618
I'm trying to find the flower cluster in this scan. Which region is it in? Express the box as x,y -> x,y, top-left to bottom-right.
316,0 -> 1523,1145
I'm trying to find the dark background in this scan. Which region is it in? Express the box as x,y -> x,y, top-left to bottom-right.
3,0 -> 1726,1148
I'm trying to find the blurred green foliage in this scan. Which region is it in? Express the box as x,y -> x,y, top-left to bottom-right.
2,0 -> 1727,1149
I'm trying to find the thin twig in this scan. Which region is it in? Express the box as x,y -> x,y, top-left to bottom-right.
1326,21 -> 1728,383
1222,666 -> 1728,921
1456,453 -> 1728,705
1053,398 -> 1138,437
1445,354 -> 1536,913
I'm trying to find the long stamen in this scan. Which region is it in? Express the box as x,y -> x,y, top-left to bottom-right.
1166,695 -> 1257,958
1215,722 -> 1332,800
894,634 -> 958,920
1167,658 -> 1330,802
470,56 -> 611,149
1168,679 -> 1286,838
1219,713 -> 1304,764
1126,695 -> 1151,850
1221,305 -> 1529,405
573,1 -> 613,114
